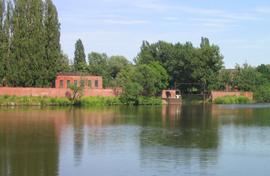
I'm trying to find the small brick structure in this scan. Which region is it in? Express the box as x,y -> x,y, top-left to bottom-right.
162,90 -> 181,105
162,90 -> 181,99
211,91 -> 253,101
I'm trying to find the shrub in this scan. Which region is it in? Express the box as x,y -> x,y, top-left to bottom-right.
119,82 -> 143,105
138,96 -> 162,105
254,84 -> 270,103
214,96 -> 251,104
80,96 -> 122,106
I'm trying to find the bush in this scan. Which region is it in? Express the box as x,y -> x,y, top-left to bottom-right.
214,96 -> 251,104
80,96 -> 122,106
119,82 -> 143,105
138,96 -> 162,105
254,84 -> 270,103
0,96 -> 72,106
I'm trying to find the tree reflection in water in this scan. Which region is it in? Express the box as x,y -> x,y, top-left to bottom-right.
0,105 -> 270,176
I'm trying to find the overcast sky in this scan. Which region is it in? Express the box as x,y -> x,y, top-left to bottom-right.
53,0 -> 270,68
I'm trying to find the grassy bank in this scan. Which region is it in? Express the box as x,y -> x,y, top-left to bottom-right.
181,95 -> 207,104
0,95 -> 162,106
214,96 -> 252,104
0,95 -> 72,106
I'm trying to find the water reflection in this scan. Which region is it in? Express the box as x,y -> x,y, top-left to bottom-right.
0,104 -> 269,176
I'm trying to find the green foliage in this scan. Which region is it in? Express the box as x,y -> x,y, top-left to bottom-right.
86,52 -> 132,87
108,56 -> 131,79
68,84 -> 84,103
254,84 -> 270,103
257,64 -> 270,82
233,64 -> 266,91
74,39 -> 86,71
214,96 -> 251,104
133,64 -> 158,96
148,61 -> 169,92
0,0 -> 66,87
0,95 -> 162,107
0,96 -> 71,106
135,38 -> 224,93
80,96 -> 122,106
116,62 -> 169,103
138,96 -> 162,105
88,52 -> 109,84
119,82 -> 143,105
43,0 -> 64,86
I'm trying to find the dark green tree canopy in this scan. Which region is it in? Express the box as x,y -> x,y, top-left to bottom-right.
135,37 -> 224,93
74,39 -> 86,71
0,0 -> 68,87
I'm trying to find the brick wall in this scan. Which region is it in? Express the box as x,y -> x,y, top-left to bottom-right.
211,91 -> 253,101
0,87 -> 120,97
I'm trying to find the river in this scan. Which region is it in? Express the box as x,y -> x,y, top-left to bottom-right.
0,104 -> 270,176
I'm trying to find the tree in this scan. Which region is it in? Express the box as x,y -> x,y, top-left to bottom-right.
0,0 -> 6,84
195,37 -> 224,90
43,0 -> 62,86
88,52 -> 110,86
74,39 -> 86,71
11,0 -> 46,87
135,38 -> 224,93
148,61 -> 169,93
116,62 -> 169,97
257,64 -> 270,81
133,64 -> 157,96
108,55 -> 130,79
234,64 -> 266,91
119,82 -> 143,105
67,83 -> 84,104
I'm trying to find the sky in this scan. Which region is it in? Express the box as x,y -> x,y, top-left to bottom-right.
53,0 -> 270,68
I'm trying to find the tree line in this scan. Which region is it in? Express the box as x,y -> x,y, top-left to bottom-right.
0,0 -> 68,87
0,0 -> 269,103
71,38 -> 224,103
216,64 -> 270,102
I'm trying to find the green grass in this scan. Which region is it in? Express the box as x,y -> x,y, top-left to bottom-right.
80,96 -> 122,106
0,95 -> 72,106
214,96 -> 252,104
138,96 -> 162,105
181,95 -> 207,104
0,95 -> 162,106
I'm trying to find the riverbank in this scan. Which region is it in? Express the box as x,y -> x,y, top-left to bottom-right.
0,95 -> 162,106
213,95 -> 253,104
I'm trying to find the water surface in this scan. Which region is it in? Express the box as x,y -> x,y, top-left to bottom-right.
0,104 -> 270,176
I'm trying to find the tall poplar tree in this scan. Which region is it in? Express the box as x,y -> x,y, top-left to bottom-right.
74,39 -> 86,72
11,0 -> 45,87
4,1 -> 14,86
0,0 -> 5,84
2,1 -> 13,86
0,0 -> 66,87
43,0 -> 62,86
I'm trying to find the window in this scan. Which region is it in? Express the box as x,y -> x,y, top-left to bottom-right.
80,80 -> 85,88
88,80 -> 92,88
95,80 -> 98,88
60,80 -> 64,88
67,80 -> 71,88
74,80 -> 78,87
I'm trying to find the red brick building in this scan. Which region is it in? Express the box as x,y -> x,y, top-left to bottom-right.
0,73 -> 121,97
55,73 -> 103,89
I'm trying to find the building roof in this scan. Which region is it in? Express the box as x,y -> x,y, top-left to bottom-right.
57,72 -> 101,77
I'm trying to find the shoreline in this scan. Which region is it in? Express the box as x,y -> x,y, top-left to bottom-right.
0,95 -> 163,106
